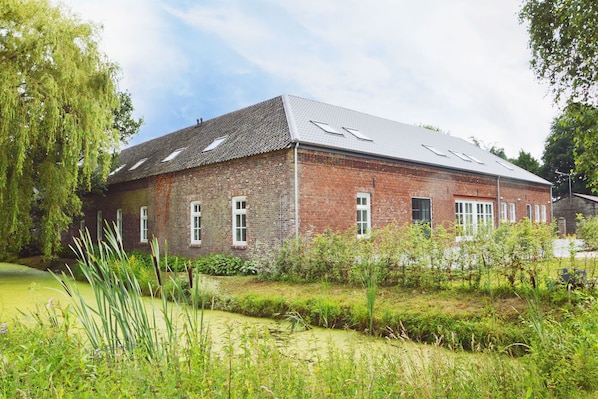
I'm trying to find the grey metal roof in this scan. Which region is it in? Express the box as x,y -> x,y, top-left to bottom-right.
107,94 -> 551,186
572,193 -> 598,203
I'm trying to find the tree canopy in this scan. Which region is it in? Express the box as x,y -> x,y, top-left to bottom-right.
0,0 -> 122,256
520,0 -> 598,105
520,0 -> 598,193
539,108 -> 593,198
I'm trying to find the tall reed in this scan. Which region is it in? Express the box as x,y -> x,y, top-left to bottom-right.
55,226 -> 208,362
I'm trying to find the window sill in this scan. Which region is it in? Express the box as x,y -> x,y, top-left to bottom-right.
232,245 -> 247,250
189,243 -> 202,248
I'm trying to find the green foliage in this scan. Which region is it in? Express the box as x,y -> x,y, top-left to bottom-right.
519,0 -> 598,105
268,221 -> 553,292
540,111 -> 592,198
576,214 -> 598,250
0,0 -> 122,256
509,150 -> 541,175
0,317 -> 556,398
527,293 -> 598,396
193,253 -> 256,276
563,103 -> 598,192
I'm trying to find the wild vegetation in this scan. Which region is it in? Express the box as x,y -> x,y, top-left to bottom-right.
3,221 -> 598,397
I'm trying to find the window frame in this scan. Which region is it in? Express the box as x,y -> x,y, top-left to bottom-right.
116,208 -> 123,240
97,210 -> 103,242
356,192 -> 371,238
232,196 -> 247,247
509,203 -> 516,222
140,206 -> 148,243
412,197 -> 432,226
541,204 -> 547,223
500,202 -> 508,222
455,199 -> 494,240
190,201 -> 202,245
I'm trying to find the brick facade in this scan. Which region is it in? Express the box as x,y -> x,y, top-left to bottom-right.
73,147 -> 552,259
80,149 -> 296,258
297,149 -> 552,235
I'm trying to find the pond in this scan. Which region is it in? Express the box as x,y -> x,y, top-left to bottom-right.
0,262 -> 415,361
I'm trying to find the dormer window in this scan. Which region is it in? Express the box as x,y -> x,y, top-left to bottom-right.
311,121 -> 343,135
203,136 -> 227,152
162,147 -> 186,162
343,127 -> 373,141
129,158 -> 147,170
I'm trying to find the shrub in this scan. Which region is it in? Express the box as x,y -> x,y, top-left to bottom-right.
192,253 -> 254,276
576,214 -> 598,250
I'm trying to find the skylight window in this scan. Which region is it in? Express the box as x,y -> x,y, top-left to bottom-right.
203,136 -> 227,152
129,158 -> 147,170
449,151 -> 472,162
161,147 -> 186,162
422,144 -> 447,157
311,121 -> 343,135
464,154 -> 484,164
109,164 -> 127,176
343,127 -> 373,141
496,160 -> 514,170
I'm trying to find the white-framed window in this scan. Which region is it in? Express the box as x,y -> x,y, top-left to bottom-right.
500,202 -> 508,222
526,204 -> 532,220
455,200 -> 494,239
541,205 -> 547,223
357,193 -> 371,237
97,210 -> 103,242
140,206 -> 148,243
116,209 -> 123,240
534,204 -> 540,222
509,203 -> 516,222
190,201 -> 202,244
232,197 -> 247,246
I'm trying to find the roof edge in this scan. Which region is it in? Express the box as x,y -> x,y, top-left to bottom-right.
282,94 -> 299,141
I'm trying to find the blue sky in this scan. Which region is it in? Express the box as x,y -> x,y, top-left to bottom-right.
62,0 -> 557,159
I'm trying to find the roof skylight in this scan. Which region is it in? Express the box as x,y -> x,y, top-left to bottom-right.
449,150 -> 472,162
343,127 -> 373,141
311,121 -> 343,135
496,160 -> 514,170
129,158 -> 147,170
109,164 -> 127,176
161,147 -> 186,162
422,144 -> 447,157
203,136 -> 227,152
464,154 -> 484,164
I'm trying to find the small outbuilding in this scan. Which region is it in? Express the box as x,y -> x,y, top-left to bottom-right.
65,95 -> 553,258
553,193 -> 598,236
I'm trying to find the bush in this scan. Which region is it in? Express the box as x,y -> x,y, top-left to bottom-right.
576,214 -> 598,250
193,253 -> 255,276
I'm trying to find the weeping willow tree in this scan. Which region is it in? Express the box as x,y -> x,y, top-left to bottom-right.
0,0 -> 121,256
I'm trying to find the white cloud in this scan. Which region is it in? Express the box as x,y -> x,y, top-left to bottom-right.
58,0 -> 557,159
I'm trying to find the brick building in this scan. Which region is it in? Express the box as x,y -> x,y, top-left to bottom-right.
70,95 -> 552,258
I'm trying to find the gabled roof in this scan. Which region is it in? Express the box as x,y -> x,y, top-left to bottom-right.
108,94 -> 551,186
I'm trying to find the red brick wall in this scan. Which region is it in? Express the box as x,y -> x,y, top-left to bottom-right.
296,149 -> 551,234
78,150 -> 296,258
70,147 -> 551,258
